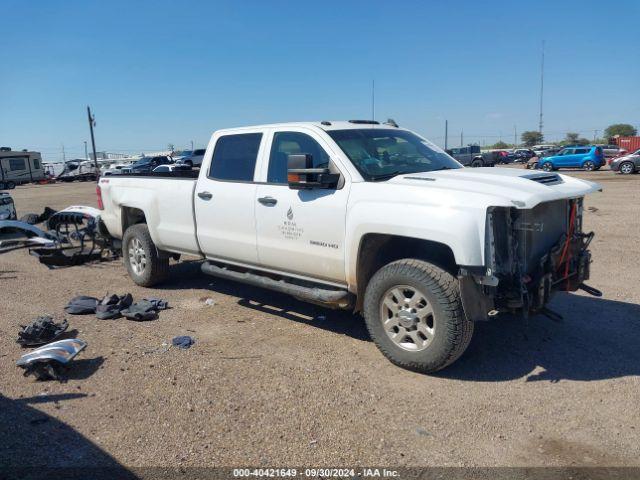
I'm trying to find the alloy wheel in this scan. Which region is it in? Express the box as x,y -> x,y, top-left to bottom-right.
128,238 -> 147,275
380,285 -> 435,352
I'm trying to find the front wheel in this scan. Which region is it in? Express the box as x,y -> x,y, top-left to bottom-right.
620,162 -> 635,175
583,160 -> 595,171
122,224 -> 169,287
363,259 -> 474,373
541,162 -> 554,172
6,181 -> 16,189
471,159 -> 483,168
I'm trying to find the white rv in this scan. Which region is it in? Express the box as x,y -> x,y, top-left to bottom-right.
0,149 -> 45,189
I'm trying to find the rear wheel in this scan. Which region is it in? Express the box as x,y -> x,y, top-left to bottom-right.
583,160 -> 595,171
363,259 -> 474,373
541,162 -> 554,172
620,162 -> 635,175
6,181 -> 16,189
122,224 -> 169,287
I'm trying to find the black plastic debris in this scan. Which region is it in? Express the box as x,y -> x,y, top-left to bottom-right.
121,300 -> 158,321
64,296 -> 99,315
172,336 -> 194,349
19,207 -> 57,225
143,297 -> 169,311
96,293 -> 133,320
17,316 -> 69,347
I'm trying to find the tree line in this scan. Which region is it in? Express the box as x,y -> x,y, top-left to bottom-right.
484,123 -> 637,149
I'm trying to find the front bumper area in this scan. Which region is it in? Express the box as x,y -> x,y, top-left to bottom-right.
460,198 -> 596,321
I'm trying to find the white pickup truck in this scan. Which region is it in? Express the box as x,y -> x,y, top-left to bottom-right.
98,120 -> 601,372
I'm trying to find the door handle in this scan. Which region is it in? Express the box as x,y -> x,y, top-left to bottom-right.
197,191 -> 212,200
257,196 -> 277,206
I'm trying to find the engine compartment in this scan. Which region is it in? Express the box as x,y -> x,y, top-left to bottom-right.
484,198 -> 594,316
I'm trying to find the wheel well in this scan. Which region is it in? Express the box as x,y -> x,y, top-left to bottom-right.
355,234 -> 458,311
121,207 -> 146,234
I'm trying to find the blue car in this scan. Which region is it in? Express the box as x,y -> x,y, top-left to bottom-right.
539,146 -> 605,172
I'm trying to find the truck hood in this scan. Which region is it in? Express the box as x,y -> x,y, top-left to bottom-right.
386,167 -> 601,208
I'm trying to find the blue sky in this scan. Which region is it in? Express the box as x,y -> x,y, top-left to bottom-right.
2,0 -> 639,161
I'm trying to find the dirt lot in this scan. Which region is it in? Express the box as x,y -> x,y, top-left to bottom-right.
1,170 -> 639,472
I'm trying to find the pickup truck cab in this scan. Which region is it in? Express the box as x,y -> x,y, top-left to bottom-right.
98,120 -> 601,372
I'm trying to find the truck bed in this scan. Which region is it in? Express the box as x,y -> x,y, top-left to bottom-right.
99,174 -> 200,255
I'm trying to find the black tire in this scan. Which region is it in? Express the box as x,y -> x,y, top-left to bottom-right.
471,159 -> 483,168
363,259 -> 474,373
7,181 -> 16,190
122,224 -> 169,287
619,161 -> 635,175
541,162 -> 553,172
184,160 -> 193,167
583,160 -> 595,171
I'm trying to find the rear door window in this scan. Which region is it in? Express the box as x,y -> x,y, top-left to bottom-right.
209,133 -> 262,182
194,149 -> 206,156
575,148 -> 589,154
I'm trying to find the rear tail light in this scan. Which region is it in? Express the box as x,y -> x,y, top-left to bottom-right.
96,185 -> 104,210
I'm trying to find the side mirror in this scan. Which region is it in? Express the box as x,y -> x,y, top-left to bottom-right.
287,154 -> 339,190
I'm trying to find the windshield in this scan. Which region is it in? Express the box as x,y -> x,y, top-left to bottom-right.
327,129 -> 461,180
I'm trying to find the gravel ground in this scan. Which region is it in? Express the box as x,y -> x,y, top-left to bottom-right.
1,170 -> 639,472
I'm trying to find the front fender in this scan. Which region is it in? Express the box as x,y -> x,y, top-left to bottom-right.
344,201 -> 487,288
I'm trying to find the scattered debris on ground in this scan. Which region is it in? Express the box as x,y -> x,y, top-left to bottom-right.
16,316 -> 69,347
172,336 -> 195,349
0,206 -> 119,268
96,293 -> 133,320
65,295 -> 100,315
16,339 -> 87,381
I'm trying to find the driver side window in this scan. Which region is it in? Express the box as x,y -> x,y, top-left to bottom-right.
267,132 -> 330,184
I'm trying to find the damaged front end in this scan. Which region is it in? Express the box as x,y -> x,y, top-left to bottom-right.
0,206 -> 119,268
461,197 -> 599,321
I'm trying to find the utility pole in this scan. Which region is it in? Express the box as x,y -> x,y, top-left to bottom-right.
538,40 -> 545,135
87,106 -> 99,181
593,130 -> 599,142
514,125 -> 517,146
371,79 -> 375,121
62,144 -> 66,162
444,120 -> 448,150
84,141 -> 88,160
460,130 -> 463,147
190,140 -> 194,151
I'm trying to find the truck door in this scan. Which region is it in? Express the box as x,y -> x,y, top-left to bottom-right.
194,131 -> 265,265
254,129 -> 348,283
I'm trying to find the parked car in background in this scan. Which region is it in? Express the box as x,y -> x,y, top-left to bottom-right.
538,146 -> 605,172
176,149 -> 206,167
0,191 -> 17,220
102,164 -> 132,176
532,145 -> 556,156
609,148 -> 640,175
129,156 -> 173,173
152,164 -> 193,173
512,149 -> 535,162
446,145 -> 499,167
538,147 -> 561,158
597,144 -> 624,158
